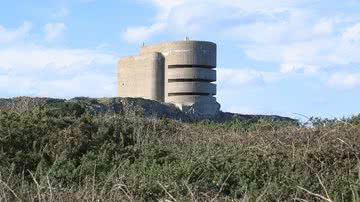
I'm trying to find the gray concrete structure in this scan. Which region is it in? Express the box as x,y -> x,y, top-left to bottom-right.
118,40 -> 220,116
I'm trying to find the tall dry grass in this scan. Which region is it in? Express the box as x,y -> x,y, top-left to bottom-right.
0,109 -> 360,201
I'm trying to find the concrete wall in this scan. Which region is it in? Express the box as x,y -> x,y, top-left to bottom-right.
118,40 -> 218,111
139,40 -> 217,105
117,52 -> 164,101
167,68 -> 216,81
140,41 -> 216,67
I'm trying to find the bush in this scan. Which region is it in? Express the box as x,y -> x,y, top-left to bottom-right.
0,107 -> 359,201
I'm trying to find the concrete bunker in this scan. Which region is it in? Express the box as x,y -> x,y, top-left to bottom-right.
118,40 -> 220,116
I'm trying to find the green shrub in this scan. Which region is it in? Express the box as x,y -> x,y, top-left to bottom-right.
0,107 -> 359,201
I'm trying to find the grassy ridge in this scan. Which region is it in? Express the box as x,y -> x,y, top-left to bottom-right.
0,105 -> 359,201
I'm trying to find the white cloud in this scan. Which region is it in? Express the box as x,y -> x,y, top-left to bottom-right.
219,0 -> 295,14
228,22 -> 288,44
167,3 -> 215,33
152,0 -> 295,16
122,0 -> 298,43
0,73 -> 116,98
244,36 -> 360,73
122,0 -> 182,43
0,44 -> 117,98
280,63 -> 320,74
328,72 -> 360,88
240,22 -> 360,74
0,45 -> 116,72
343,22 -> 360,42
0,19 -> 117,98
218,68 -> 280,86
122,0 -> 360,79
227,14 -> 344,72
123,23 -> 166,43
0,75 -> 35,96
44,22 -> 66,41
0,22 -> 32,44
223,9 -> 359,75
313,19 -> 334,36
35,73 -> 116,98
151,0 -> 185,20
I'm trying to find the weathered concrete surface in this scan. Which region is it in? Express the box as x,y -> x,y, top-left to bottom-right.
168,68 -> 216,81
166,95 -> 216,106
118,52 -> 165,101
167,82 -> 216,95
140,41 -> 217,67
118,40 -> 220,117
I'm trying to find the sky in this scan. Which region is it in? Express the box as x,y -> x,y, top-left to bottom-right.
1,0 -> 360,119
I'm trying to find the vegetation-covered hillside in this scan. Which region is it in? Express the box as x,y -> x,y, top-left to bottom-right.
0,97 -> 359,201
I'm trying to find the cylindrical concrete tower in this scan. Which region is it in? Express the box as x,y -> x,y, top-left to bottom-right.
140,41 -> 217,110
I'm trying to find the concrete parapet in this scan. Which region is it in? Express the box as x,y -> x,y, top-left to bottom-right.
167,82 -> 216,95
167,95 -> 216,105
141,41 -> 216,67
167,68 -> 216,81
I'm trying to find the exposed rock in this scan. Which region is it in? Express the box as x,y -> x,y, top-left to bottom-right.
0,97 -> 296,123
181,100 -> 221,119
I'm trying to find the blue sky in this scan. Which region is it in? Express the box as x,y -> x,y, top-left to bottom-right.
1,0 -> 360,119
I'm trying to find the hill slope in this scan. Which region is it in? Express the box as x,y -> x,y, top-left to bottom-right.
1,97 -> 358,201
0,96 -> 295,123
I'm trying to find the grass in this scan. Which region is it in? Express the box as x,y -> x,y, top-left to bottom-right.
0,106 -> 359,201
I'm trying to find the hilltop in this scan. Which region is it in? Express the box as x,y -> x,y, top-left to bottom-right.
0,96 -> 295,123
0,97 -> 359,201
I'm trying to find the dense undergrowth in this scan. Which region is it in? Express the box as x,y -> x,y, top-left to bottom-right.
0,104 -> 360,201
